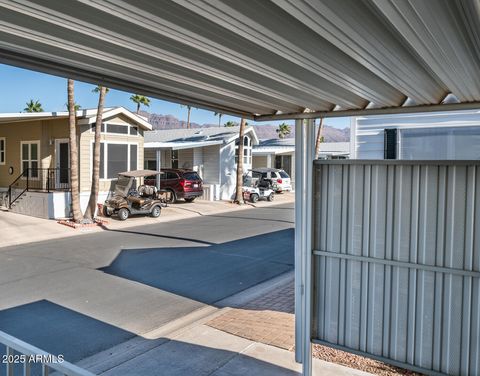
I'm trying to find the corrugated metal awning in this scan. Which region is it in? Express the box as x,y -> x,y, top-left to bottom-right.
0,0 -> 479,120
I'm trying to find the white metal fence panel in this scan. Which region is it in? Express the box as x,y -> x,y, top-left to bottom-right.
312,160 -> 480,376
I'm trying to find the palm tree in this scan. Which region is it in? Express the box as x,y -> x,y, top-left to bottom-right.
67,79 -> 83,222
214,112 -> 223,127
130,94 -> 150,113
84,85 -> 108,221
64,102 -> 81,111
181,105 -> 192,128
234,118 -> 247,204
276,123 -> 291,139
224,121 -> 236,127
24,99 -> 43,112
315,117 -> 325,159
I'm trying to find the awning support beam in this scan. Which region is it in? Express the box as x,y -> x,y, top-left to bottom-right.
255,101 -> 480,122
294,118 -> 315,376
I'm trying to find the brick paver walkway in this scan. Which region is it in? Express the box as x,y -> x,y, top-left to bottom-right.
207,278 -> 295,350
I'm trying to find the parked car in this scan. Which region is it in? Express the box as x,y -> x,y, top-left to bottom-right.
247,168 -> 292,193
145,168 -> 203,203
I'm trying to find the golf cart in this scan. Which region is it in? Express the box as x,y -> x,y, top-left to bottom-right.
102,170 -> 166,220
242,168 -> 275,203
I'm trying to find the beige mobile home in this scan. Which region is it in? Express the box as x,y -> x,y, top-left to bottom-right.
0,107 -> 151,218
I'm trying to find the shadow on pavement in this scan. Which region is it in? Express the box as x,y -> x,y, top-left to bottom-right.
0,300 -> 298,376
100,229 -> 294,305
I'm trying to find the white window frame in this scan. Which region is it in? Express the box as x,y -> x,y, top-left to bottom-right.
20,140 -> 40,179
0,137 -> 5,165
235,135 -> 252,165
90,140 -> 139,181
89,122 -> 139,136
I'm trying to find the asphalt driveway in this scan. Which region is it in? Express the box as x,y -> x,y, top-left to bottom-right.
0,202 -> 294,368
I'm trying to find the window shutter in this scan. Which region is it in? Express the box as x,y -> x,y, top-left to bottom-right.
384,129 -> 398,159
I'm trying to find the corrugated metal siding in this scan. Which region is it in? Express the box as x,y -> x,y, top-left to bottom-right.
312,160 -> 480,376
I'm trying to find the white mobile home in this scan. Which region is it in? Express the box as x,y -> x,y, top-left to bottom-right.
144,126 -> 259,201
351,110 -> 480,160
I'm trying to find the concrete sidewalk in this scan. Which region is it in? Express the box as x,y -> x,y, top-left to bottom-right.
75,272 -> 371,376
0,193 -> 294,249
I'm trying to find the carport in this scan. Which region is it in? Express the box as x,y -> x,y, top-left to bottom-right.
1,1 -> 480,375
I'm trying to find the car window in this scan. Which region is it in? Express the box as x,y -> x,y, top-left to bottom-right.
183,171 -> 201,180
167,172 -> 178,179
279,170 -> 289,178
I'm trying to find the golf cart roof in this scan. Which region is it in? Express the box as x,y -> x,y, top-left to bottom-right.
119,170 -> 163,177
249,168 -> 281,173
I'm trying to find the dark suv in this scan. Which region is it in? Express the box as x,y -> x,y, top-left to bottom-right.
146,168 -> 203,203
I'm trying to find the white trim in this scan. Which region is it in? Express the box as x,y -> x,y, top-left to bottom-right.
20,140 -> 40,179
0,136 -> 5,165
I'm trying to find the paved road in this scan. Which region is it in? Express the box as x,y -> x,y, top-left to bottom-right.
0,202 -> 294,370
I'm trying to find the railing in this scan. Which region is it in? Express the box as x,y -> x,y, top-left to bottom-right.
8,168 -> 71,208
1,330 -> 95,376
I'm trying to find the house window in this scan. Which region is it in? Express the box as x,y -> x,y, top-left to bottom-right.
145,160 -> 156,170
384,129 -> 398,159
0,137 -> 5,165
235,135 -> 252,165
171,149 -> 179,169
108,123 -> 129,134
21,141 -> 40,178
275,155 -> 292,176
130,126 -> 138,136
90,123 -> 106,132
94,142 -> 138,179
130,144 -> 137,171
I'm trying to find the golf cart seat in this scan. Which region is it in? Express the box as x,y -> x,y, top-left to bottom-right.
127,195 -> 145,206
138,185 -> 157,198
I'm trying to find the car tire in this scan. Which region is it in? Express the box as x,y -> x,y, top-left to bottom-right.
167,189 -> 176,204
102,205 -> 112,217
151,205 -> 161,218
117,208 -> 129,221
250,193 -> 259,203
267,193 -> 274,202
185,197 -> 195,203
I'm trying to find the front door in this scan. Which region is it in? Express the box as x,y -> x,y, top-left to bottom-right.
55,139 -> 69,188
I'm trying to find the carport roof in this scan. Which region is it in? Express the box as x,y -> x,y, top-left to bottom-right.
1,1 -> 479,120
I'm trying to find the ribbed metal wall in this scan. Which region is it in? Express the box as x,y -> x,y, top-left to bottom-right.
312,160 -> 480,376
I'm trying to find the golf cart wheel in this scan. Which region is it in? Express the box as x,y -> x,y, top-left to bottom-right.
185,197 -> 195,203
102,205 -> 111,217
117,208 -> 129,221
267,193 -> 274,202
250,193 -> 259,203
167,190 -> 176,204
151,205 -> 161,218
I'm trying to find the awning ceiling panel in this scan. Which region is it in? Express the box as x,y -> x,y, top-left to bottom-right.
0,0 -> 479,120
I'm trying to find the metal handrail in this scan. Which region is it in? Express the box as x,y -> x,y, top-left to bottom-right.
1,330 -> 95,376
7,168 -> 71,208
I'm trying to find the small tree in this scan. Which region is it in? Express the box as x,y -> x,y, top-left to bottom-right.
84,85 -> 109,221
130,94 -> 150,113
276,123 -> 291,139
24,99 -> 43,112
224,121 -> 236,127
315,117 -> 325,159
234,118 -> 247,204
67,79 -> 83,222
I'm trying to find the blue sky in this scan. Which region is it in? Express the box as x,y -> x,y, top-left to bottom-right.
0,64 -> 350,129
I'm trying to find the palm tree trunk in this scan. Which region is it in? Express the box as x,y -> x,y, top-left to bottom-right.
315,117 -> 325,159
218,114 -> 222,127
67,79 -> 83,222
136,102 -> 140,113
234,118 -> 246,204
84,86 -> 107,220
187,106 -> 191,129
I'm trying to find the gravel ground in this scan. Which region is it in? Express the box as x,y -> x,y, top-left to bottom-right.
312,344 -> 423,376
